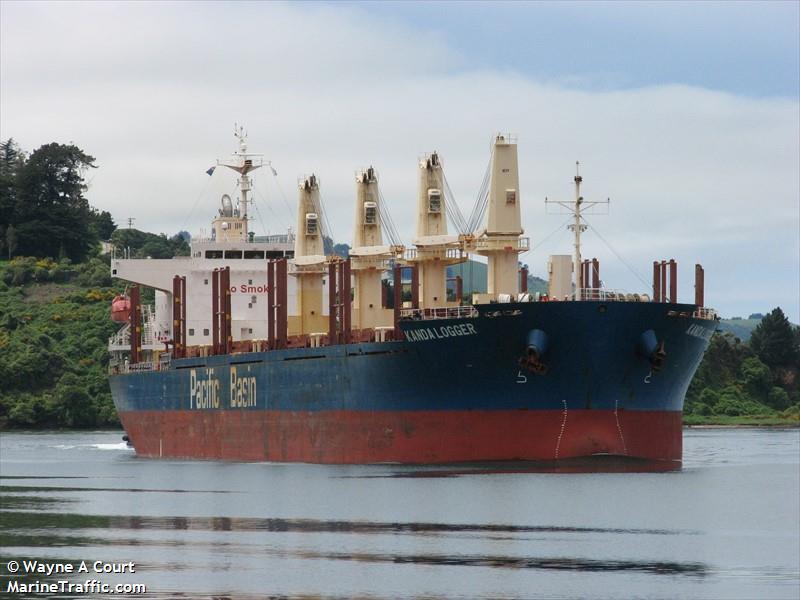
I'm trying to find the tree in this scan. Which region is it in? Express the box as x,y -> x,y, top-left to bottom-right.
740,356 -> 772,401
89,209 -> 117,240
5,224 -> 17,259
0,138 -> 25,231
750,307 -> 800,368
332,243 -> 350,258
14,143 -> 98,262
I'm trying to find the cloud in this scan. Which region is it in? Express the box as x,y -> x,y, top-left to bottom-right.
1,2 -> 797,320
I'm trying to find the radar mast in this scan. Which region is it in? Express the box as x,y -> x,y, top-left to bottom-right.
216,124 -> 270,238
545,163 -> 609,300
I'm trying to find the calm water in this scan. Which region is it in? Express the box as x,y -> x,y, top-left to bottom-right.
0,428 -> 798,600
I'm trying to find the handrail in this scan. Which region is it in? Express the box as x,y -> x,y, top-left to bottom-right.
400,306 -> 478,320
692,307 -> 719,321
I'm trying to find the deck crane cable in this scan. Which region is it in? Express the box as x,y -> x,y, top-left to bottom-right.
308,184 -> 334,242
377,188 -> 403,247
179,174 -> 215,234
268,167 -> 299,226
585,219 -> 651,289
529,216 -> 575,254
465,149 -> 493,234
253,185 -> 286,235
252,179 -> 287,235
250,185 -> 271,237
440,168 -> 470,235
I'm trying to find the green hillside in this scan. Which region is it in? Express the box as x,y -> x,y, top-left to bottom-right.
718,315 -> 765,341
0,257 -> 122,428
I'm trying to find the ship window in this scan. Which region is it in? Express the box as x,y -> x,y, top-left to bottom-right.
248,303 -> 252,308
203,328 -> 209,336
306,213 -> 319,235
506,189 -> 517,204
266,251 -> 283,259
225,250 -> 243,259
428,190 -> 442,213
204,279 -> 208,285
189,328 -> 195,336
249,328 -> 253,334
251,296 -> 257,303
244,250 -> 264,259
364,202 -> 377,225
205,250 -> 223,259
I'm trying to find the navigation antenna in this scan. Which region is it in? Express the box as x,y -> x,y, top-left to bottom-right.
545,162 -> 610,300
216,124 -> 271,237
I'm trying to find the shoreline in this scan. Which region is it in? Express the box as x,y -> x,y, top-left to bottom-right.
684,423 -> 799,429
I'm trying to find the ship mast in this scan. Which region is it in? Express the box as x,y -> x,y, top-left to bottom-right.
546,163 -> 608,300
216,124 -> 267,237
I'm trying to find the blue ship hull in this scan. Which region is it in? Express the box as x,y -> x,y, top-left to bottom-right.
110,301 -> 715,465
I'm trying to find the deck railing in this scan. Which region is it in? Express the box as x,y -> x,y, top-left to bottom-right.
399,306 -> 478,320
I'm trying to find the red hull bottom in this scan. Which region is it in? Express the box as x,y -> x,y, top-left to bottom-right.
118,410 -> 682,467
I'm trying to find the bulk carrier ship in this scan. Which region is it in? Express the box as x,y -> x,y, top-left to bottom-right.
108,129 -> 717,467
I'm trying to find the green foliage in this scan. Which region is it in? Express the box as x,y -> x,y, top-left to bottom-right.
767,386 -> 791,411
110,228 -> 189,258
750,307 -> 800,369
712,385 -> 775,417
685,311 -> 798,423
10,143 -> 99,262
0,259 -> 122,429
89,210 -> 117,240
781,403 -> 800,420
740,356 -> 772,399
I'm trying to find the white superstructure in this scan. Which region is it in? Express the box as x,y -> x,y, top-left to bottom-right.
110,129 -> 297,354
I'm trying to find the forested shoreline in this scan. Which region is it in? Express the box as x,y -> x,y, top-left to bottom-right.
0,138 -> 798,429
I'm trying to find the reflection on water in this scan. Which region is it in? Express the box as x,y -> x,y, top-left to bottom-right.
0,429 -> 798,599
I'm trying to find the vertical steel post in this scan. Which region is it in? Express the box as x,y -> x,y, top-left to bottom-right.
222,266 -> 232,354
669,259 -> 677,304
276,259 -> 288,350
411,264 -> 420,309
591,258 -> 599,299
180,276 -> 186,357
336,261 -> 345,345
328,261 -> 337,345
129,284 -> 141,364
393,265 -> 402,339
267,260 -> 275,350
211,269 -> 219,355
660,260 -> 667,303
172,275 -> 181,358
653,261 -> 660,302
695,263 -> 704,307
343,258 -> 352,344
520,267 -> 528,293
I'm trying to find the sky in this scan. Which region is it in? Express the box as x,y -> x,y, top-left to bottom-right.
1,1 -> 798,320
